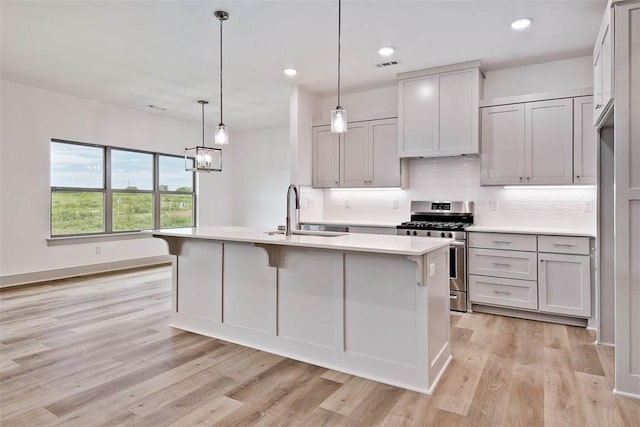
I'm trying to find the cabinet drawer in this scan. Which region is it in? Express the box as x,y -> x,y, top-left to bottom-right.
469,275 -> 538,310
468,248 -> 538,281
538,235 -> 590,255
469,232 -> 537,251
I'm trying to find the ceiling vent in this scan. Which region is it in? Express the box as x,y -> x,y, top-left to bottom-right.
375,60 -> 399,68
146,104 -> 167,111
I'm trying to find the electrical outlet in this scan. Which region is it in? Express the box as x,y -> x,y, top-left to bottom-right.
490,200 -> 499,211
96,246 -> 101,255
345,200 -> 350,209
307,198 -> 315,208
585,201 -> 593,212
429,263 -> 435,277
393,200 -> 399,209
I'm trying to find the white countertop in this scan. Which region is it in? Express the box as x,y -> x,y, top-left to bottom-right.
466,225 -> 596,238
151,226 -> 451,256
300,220 -> 399,228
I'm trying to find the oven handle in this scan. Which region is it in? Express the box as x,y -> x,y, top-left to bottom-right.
449,241 -> 466,247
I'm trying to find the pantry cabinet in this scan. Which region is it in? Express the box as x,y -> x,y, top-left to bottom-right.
312,118 -> 400,188
397,61 -> 483,158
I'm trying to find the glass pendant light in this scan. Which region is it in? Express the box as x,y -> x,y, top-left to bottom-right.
214,10 -> 229,145
185,100 -> 222,172
331,0 -> 347,133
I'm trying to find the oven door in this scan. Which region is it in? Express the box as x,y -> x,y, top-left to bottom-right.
449,241 -> 466,292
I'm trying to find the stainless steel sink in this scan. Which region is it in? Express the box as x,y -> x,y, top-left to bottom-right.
265,230 -> 347,237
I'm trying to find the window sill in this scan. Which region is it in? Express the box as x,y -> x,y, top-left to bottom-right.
47,232 -> 152,246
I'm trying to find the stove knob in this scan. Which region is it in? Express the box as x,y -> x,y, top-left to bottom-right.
413,231 -> 417,236
440,232 -> 445,237
406,230 -> 410,236
448,232 -> 453,238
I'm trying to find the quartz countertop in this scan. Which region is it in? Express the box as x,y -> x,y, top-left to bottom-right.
151,226 -> 451,256
466,225 -> 596,238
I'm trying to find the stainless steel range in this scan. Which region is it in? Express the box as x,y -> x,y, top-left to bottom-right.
396,201 -> 474,312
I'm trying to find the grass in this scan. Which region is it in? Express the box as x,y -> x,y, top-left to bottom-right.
51,191 -> 193,236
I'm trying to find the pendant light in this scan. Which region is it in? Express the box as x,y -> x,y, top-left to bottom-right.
214,10 -> 229,144
185,100 -> 222,172
330,0 -> 347,133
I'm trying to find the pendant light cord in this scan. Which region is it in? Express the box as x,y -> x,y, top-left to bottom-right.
201,101 -> 206,146
337,0 -> 342,108
219,17 -> 224,125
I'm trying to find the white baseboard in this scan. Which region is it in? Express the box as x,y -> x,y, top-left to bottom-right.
613,388 -> 640,400
0,255 -> 172,288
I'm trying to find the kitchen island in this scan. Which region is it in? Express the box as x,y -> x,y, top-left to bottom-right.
151,226 -> 452,394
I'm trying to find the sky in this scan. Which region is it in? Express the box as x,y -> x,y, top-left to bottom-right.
50,142 -> 193,191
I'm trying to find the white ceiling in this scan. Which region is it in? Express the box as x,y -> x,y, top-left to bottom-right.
1,0 -> 605,131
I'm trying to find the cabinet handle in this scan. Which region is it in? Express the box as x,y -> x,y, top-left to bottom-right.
553,243 -> 575,247
526,177 -> 530,181
576,175 -> 581,179
492,240 -> 513,245
540,259 -> 544,263
519,177 -> 524,181
595,104 -> 603,109
493,290 -> 511,296
493,263 -> 511,268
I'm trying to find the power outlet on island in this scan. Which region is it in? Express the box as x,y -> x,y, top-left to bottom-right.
429,263 -> 435,277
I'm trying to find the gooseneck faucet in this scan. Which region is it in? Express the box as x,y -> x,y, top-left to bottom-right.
285,184 -> 300,236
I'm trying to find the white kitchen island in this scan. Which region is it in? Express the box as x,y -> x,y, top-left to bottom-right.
151,226 -> 452,394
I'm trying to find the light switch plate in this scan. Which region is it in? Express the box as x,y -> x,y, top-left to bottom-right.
429,263 -> 435,277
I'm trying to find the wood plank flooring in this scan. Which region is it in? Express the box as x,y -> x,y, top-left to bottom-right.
1,266 -> 638,426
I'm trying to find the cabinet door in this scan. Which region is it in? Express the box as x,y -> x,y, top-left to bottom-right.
312,126 -> 340,188
593,8 -> 613,126
593,42 -> 603,124
573,96 -> 597,184
524,99 -> 574,184
340,122 -> 370,187
398,75 -> 438,157
370,118 -> 400,187
438,69 -> 479,156
480,104 -> 525,185
538,253 -> 591,317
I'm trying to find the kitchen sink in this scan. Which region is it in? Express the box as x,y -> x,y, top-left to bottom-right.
265,230 -> 347,237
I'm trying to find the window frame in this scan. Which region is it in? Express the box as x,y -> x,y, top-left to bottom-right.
50,139 -> 196,237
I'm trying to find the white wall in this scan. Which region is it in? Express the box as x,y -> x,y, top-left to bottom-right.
303,56 -> 597,232
0,80 -> 233,278
227,126 -> 290,229
483,56 -> 593,99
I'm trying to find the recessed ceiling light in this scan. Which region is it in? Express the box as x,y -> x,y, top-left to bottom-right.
283,68 -> 298,77
511,18 -> 533,30
378,46 -> 395,57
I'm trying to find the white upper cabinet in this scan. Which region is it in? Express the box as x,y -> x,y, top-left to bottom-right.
593,5 -> 614,126
398,62 -> 483,158
340,122 -> 370,187
480,95 -> 594,186
369,118 -> 401,187
525,99 -> 574,184
480,104 -> 525,185
573,96 -> 597,184
312,125 -> 340,188
313,118 -> 400,188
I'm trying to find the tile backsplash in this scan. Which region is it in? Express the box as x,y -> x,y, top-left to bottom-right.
301,156 -> 597,231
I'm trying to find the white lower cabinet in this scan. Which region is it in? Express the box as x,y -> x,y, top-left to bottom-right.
538,253 -> 591,317
468,232 -> 593,321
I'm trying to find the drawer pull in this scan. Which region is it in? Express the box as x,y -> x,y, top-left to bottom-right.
492,241 -> 513,245
449,294 -> 459,300
493,263 -> 511,268
493,290 -> 511,296
553,244 -> 575,247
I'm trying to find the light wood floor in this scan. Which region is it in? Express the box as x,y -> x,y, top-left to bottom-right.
1,266 -> 638,426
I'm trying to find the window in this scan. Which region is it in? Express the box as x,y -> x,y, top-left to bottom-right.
50,140 -> 196,237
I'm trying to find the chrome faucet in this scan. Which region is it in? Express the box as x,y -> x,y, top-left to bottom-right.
285,184 -> 300,236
